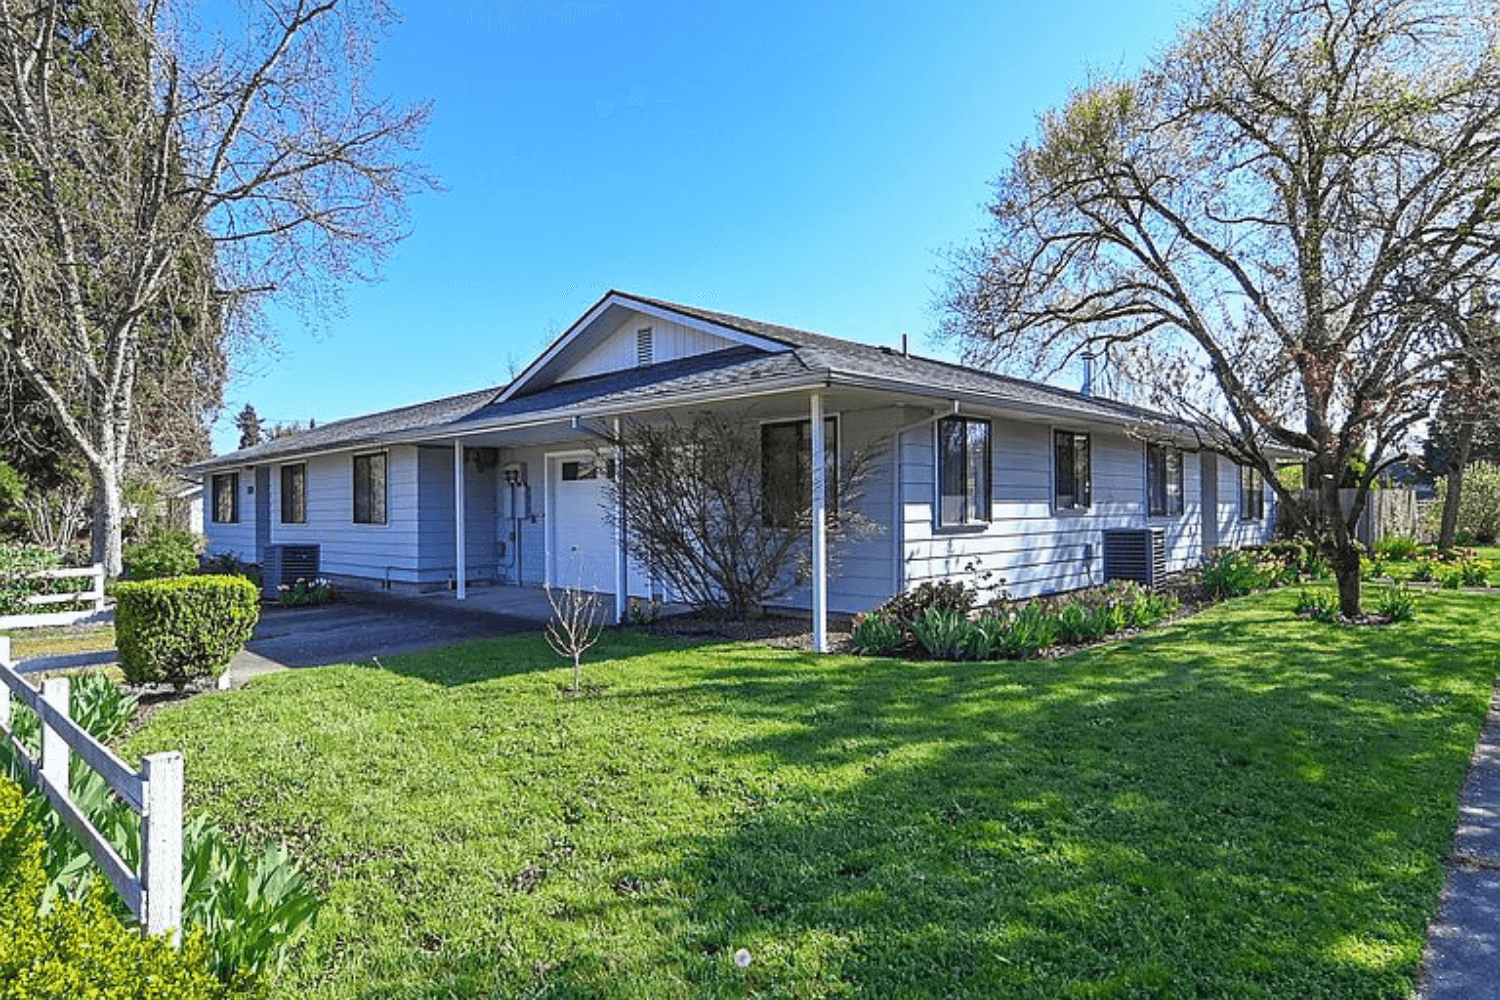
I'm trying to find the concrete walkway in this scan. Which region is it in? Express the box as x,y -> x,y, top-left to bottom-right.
1415,677 -> 1500,1000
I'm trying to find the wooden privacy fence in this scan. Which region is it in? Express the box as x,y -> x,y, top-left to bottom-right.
0,563 -> 108,629
1282,488 -> 1420,547
0,637 -> 182,940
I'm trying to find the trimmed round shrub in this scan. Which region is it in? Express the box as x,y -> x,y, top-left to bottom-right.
114,576 -> 260,688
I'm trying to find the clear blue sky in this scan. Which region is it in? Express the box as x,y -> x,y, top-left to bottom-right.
214,0 -> 1196,454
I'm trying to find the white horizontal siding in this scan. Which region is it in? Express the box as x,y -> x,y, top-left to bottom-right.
202,472 -> 256,560
563,313 -> 745,381
900,419 -> 1208,600
1213,454 -> 1275,549
261,447 -> 422,586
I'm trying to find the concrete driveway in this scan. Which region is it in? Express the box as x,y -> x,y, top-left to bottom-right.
17,586 -> 555,683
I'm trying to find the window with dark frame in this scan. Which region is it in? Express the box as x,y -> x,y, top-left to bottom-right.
280,464 -> 306,524
353,452 -> 387,525
1054,430 -> 1092,510
760,417 -> 838,528
1146,443 -> 1184,516
1239,463 -> 1265,521
560,458 -> 615,481
211,472 -> 239,524
937,416 -> 991,527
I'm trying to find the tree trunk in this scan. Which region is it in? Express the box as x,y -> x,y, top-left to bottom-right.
90,465 -> 125,578
1439,420 -> 1475,547
1320,472 -> 1363,618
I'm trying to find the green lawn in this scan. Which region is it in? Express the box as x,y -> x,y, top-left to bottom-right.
122,589 -> 1500,1000
1376,545 -> 1500,583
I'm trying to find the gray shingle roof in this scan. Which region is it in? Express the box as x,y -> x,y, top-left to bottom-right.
629,294 -> 1179,427
185,385 -> 504,472
189,291 -> 1186,473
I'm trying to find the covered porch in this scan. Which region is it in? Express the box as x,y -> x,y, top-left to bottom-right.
430,385 -> 905,653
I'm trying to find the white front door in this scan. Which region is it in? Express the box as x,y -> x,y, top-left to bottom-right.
547,452 -> 650,595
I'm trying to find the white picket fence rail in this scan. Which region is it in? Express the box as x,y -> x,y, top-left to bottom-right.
0,636 -> 182,940
0,563 -> 109,629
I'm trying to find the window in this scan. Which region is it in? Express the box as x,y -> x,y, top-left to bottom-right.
280,464 -> 306,524
211,473 -> 239,524
1146,443 -> 1184,516
353,452 -> 387,525
561,458 -> 613,481
937,416 -> 991,527
1239,463 -> 1265,521
760,417 -> 838,527
1054,430 -> 1092,510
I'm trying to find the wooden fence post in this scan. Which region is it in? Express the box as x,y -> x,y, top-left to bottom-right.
140,751 -> 184,942
40,677 -> 69,792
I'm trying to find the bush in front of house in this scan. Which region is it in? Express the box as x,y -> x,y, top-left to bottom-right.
872,580 -> 978,633
123,528 -> 203,580
1201,549 -> 1277,598
114,576 -> 260,688
0,775 -> 236,1000
858,577 -> 1184,663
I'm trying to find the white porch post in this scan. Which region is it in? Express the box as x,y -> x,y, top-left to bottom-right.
810,392 -> 828,653
453,440 -> 466,601
613,417 -> 628,624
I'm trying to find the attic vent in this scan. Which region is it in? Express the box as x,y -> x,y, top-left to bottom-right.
636,327 -> 653,367
1102,528 -> 1166,588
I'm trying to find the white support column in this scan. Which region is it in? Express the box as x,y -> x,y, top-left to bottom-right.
453,440 -> 467,601
613,417 -> 628,625
810,392 -> 829,653
140,750 -> 183,942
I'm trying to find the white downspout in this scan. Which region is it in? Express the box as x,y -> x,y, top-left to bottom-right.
810,392 -> 828,653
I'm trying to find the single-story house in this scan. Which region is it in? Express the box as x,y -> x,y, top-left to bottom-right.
188,290 -> 1277,649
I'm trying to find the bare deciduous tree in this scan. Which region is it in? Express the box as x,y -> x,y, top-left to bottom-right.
941,0 -> 1500,616
0,0 -> 431,574
606,410 -> 877,619
544,580 -> 604,696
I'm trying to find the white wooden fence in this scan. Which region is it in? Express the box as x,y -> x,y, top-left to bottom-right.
0,563 -> 108,629
0,637 -> 182,940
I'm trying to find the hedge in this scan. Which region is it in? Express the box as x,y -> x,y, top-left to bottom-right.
0,777 -> 236,1000
114,576 -> 260,688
